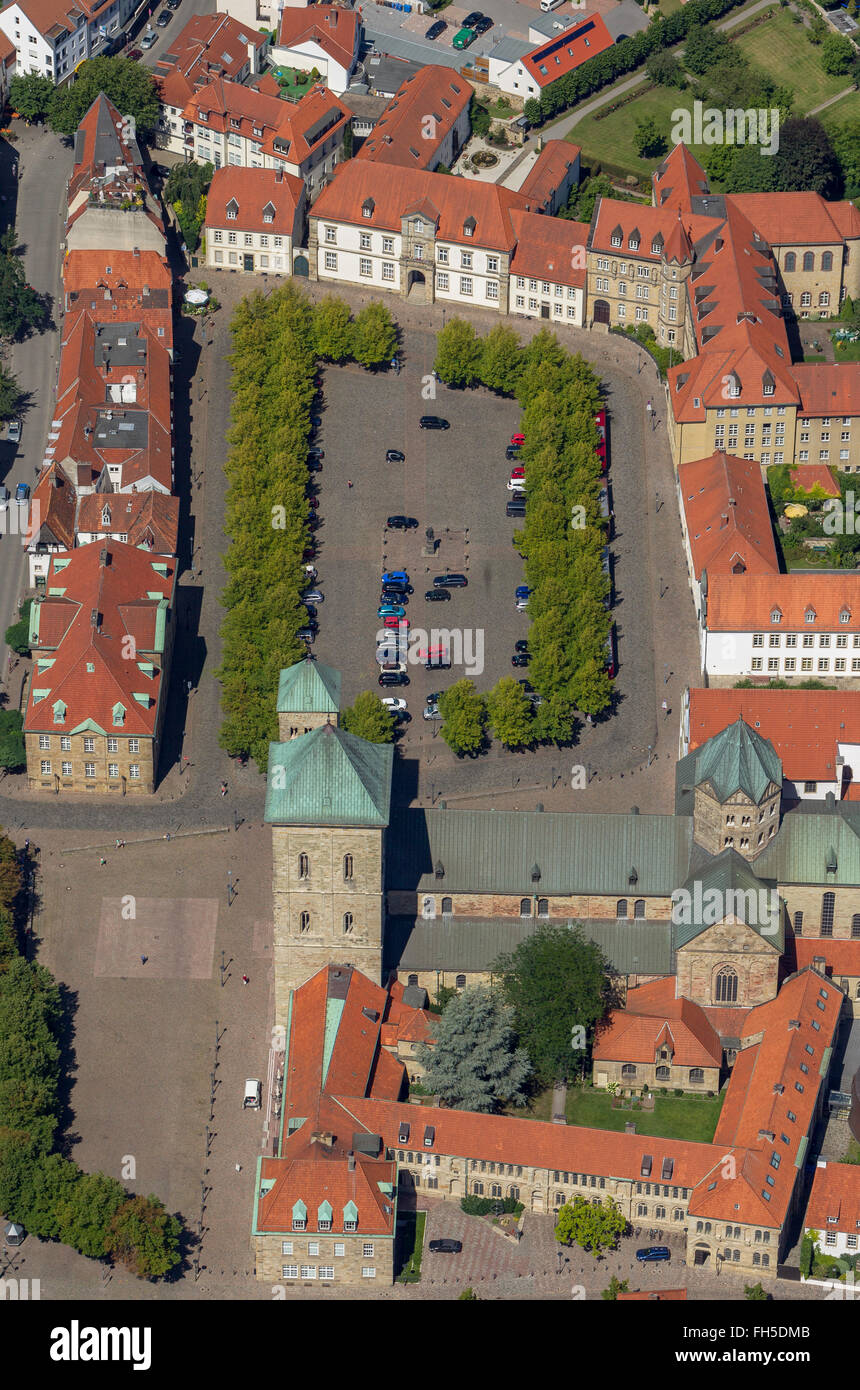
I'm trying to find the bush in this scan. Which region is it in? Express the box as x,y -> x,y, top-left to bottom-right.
5,599 -> 32,656
461,1195 -> 521,1216
674,1088 -> 685,1097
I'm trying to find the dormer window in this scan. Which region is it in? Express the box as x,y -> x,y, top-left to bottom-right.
840,608 -> 851,624
112,703 -> 126,726
343,1200 -> 358,1232
101,504 -> 111,526
53,700 -> 67,724
230,117 -> 240,129
610,225 -> 622,247
805,608 -> 816,624
292,1199 -> 307,1232
770,608 -> 782,624
362,198 -> 374,219
463,216 -> 476,238
262,202 -> 275,224
199,110 -> 208,122
727,374 -> 741,398
628,229 -> 640,251
762,370 -> 775,397
226,199 -> 238,221
651,236 -> 663,255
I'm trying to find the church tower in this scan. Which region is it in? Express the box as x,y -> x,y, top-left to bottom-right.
690,718 -> 782,861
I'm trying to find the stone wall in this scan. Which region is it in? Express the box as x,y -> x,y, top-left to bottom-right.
675,918 -> 779,1007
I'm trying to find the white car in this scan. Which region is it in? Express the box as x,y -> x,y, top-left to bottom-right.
381,697 -> 407,712
140,30 -> 157,48
507,478 -> 526,492
7,420 -> 21,444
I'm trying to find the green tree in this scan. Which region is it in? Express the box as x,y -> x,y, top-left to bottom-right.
415,985 -> 531,1112
458,1286 -> 479,1300
55,1171 -> 126,1259
772,117 -> 843,199
434,318 -> 483,387
342,122 -> 354,159
830,121 -> 860,198
312,296 -> 354,362
5,600 -> 32,656
493,923 -> 619,1085
556,1195 -> 627,1256
602,1275 -> 630,1299
0,365 -> 21,421
9,74 -> 55,123
470,95 -> 491,136
479,325 -> 522,395
103,1194 -> 182,1279
744,1282 -> 769,1300
533,691 -> 578,745
800,1232 -> 816,1277
49,57 -> 160,138
524,98 -> 543,127
0,233 -> 47,341
724,140 -> 776,194
683,24 -> 733,75
0,709 -> 26,772
351,301 -> 397,368
634,115 -> 667,158
645,51 -> 685,87
486,678 -> 534,749
821,33 -> 855,76
340,690 -> 396,743
433,984 -> 458,1013
438,679 -> 486,756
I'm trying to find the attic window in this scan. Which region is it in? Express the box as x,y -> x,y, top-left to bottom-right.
770,609 -> 781,624
112,703 -> 126,726
840,608 -> 851,624
610,227 -> 622,247
463,216 -> 476,237
53,700 -> 67,724
226,200 -> 238,221
651,237 -> 663,254
362,198 -> 374,219
262,202 -> 276,224
640,1154 -> 652,1178
805,608 -> 816,624
628,233 -> 640,251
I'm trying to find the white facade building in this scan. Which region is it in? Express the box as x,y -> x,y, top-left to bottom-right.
0,0 -> 136,84
700,574 -> 860,681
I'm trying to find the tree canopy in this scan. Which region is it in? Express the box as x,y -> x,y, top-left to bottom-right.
49,57 -> 160,138
416,985 -> 531,1111
340,691 -> 396,743
556,1196 -> 627,1256
9,74 -> 55,123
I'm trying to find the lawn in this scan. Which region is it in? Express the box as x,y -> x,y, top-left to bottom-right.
821,88 -> 860,127
833,337 -> 860,363
567,84 -> 714,184
565,1088 -> 725,1142
733,10 -> 853,115
397,1210 -> 426,1283
268,65 -> 318,102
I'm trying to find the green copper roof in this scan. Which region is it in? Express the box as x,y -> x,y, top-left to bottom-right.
276,659 -> 341,715
693,718 -> 782,804
673,848 -> 783,952
265,723 -> 392,827
755,807 -> 860,885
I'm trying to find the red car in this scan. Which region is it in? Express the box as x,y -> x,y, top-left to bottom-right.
127,46 -> 143,60
383,615 -> 408,630
510,433 -> 525,447
510,466 -> 525,479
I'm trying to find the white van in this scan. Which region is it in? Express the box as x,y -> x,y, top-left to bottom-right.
540,0 -> 565,11
243,1079 -> 262,1109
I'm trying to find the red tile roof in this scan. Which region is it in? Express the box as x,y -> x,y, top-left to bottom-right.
205,166 -> 305,238
678,451 -> 779,579
794,363 -> 860,419
182,78 -> 350,170
590,199 -> 717,262
701,1006 -> 752,1041
156,12 -> 268,86
705,574 -> 860,632
75,492 -> 180,557
311,159 -> 532,252
30,462 -> 77,552
13,0 -> 106,39
256,1152 -> 396,1235
509,211 -> 588,286
652,145 -> 711,214
789,465 -> 840,498
805,1161 -> 860,1235
729,193 -> 860,248
593,977 -> 722,1068
276,4 -> 359,73
521,15 -> 615,88
794,940 -> 860,978
25,543 -> 175,738
356,66 -> 471,170
687,689 -> 860,784
63,250 -> 172,303
0,31 -> 16,65
519,141 -> 581,212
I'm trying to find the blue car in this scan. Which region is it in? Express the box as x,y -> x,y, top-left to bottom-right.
382,570 -> 409,584
636,1247 -> 671,1262
515,585 -> 530,599
378,603 -> 406,618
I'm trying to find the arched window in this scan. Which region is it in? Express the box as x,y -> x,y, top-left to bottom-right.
616,899 -> 628,919
852,914 -> 860,939
762,1253 -> 769,1268
343,912 -> 353,934
299,911 -> 310,933
342,854 -> 353,880
784,252 -> 796,272
509,1185 -> 520,1201
520,898 -> 532,917
298,853 -> 309,879
820,891 -> 835,936
472,1181 -> 484,1195
802,251 -> 814,271
441,896 -> 453,915
656,1065 -> 670,1081
455,973 -> 466,989
634,899 -> 645,919
715,966 -> 737,1003
554,1191 -> 565,1206
408,974 -> 418,987
794,911 -> 803,935
821,251 -> 833,272
621,1063 -> 637,1078
537,898 -> 549,917
491,1183 -> 502,1198
690,1068 -> 705,1084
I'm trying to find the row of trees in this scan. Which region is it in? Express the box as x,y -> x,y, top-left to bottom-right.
10,58 -> 160,138
417,924 -> 619,1110
0,836 -> 181,1276
165,162 -> 213,254
218,289 -> 398,765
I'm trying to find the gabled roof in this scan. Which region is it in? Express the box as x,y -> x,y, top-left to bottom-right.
516,140 -> 580,211
678,451 -> 779,579
729,192 -> 860,247
156,11 -> 268,86
75,491 -> 179,557
255,1152 -> 396,1236
652,144 -> 710,214
356,66 -> 471,170
205,166 -> 304,237
265,723 -> 392,827
276,658 -> 341,716
590,197 -> 719,260
687,689 -> 860,785
692,718 -> 782,804
509,210 -> 588,286
592,977 -> 722,1067
793,362 -> 860,419
276,3 -> 359,72
674,848 -> 783,952
30,462 -> 76,552
755,805 -> 860,885
805,1161 -> 860,1236
705,574 -> 860,632
520,15 -> 615,88
794,940 -> 860,978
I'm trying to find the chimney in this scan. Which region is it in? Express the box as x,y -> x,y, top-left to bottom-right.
90,608 -> 101,629
720,513 -> 728,528
133,245 -> 140,257
347,1152 -> 356,1172
624,1121 -> 636,1135
715,237 -> 723,253
276,168 -> 283,184
813,955 -> 826,973
99,547 -> 110,567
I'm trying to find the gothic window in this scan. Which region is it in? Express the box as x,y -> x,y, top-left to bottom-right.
715,966 -> 738,1003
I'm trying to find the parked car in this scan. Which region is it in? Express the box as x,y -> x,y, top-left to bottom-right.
507,477 -> 526,492
308,447 -> 324,461
382,570 -> 409,584
510,433 -> 525,447
126,46 -> 143,59
506,501 -> 526,517
7,420 -> 20,444
510,466 -> 525,480
378,603 -> 406,618
167,0 -> 181,8
515,585 -> 530,599
15,482 -> 30,504
516,599 -> 529,612
387,515 -> 418,530
383,615 -> 408,630
140,31 -> 157,48
302,589 -> 324,603
425,18 -> 447,38
505,443 -> 521,461
517,679 -> 534,692
379,671 -> 409,687
473,14 -> 493,32
297,626 -> 315,643
463,10 -> 483,24
512,653 -> 530,667
423,703 -> 441,720
429,1238 -> 462,1253
432,573 -> 467,588
0,486 -> 9,510
381,582 -> 410,597
452,25 -> 476,47
419,416 -> 449,430
636,1247 -> 671,1263
515,640 -> 529,653
386,448 -> 405,462
381,697 -> 407,712
243,1079 -> 262,1110
155,9 -> 172,24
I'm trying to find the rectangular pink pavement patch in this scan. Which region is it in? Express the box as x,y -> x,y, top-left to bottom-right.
94,898 -> 218,978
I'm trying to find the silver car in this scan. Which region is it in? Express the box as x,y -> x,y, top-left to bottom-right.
7,420 -> 21,444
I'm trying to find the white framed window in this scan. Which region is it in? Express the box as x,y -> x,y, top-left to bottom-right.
108,763 -> 119,779
85,762 -> 96,779
244,234 -> 253,247
324,226 -> 336,244
382,237 -> 394,254
129,764 -> 140,779
319,1265 -> 334,1279
487,255 -> 499,272
359,257 -> 372,277
461,252 -> 473,269
213,230 -> 222,244
39,735 -> 50,750
83,737 -> 95,753
307,1242 -> 320,1256
40,760 -> 51,776
382,262 -> 395,282
334,1242 -> 345,1257
324,251 -> 337,270
60,736 -> 71,751
282,1264 -> 298,1278
281,1241 -> 293,1255
436,272 -> 449,291
360,232 -> 371,250
361,1267 -> 376,1278
486,281 -> 499,301
61,761 -> 72,777
300,1265 -> 317,1279
460,277 -> 473,296
228,232 -> 237,246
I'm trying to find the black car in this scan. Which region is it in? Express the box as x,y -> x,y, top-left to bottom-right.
512,653 -> 530,667
381,581 -> 412,595
636,1247 -> 671,1263
155,8 -> 172,23
505,443 -> 521,461
473,15 -> 493,33
167,0 -> 181,8
419,416 -> 449,430
386,448 -> 405,463
515,640 -> 529,653
429,1238 -> 462,1254
517,678 -> 534,693
425,588 -> 451,602
378,671 -> 410,687
308,447 -> 324,460
297,626 -> 316,643
387,515 -> 419,530
506,500 -> 526,517
310,414 -> 322,429
308,458 -> 322,473
432,573 -> 467,588
462,11 -> 483,27
425,19 -> 446,38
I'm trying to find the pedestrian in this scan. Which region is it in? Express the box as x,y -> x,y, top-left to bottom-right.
662,699 -> 669,718
140,955 -> 148,965
115,839 -> 121,850
347,479 -> 353,488
221,781 -> 228,797
242,974 -> 249,985
235,1164 -> 242,1173
100,857 -> 106,866
186,680 -> 193,695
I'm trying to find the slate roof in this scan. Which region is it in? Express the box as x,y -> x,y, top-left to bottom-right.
276,658 -> 341,716
692,717 -> 782,804
265,723 -> 392,827
384,808 -> 694,896
674,849 -> 783,952
755,806 -> 860,885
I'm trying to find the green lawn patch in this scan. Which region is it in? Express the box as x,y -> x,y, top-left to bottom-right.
269,65 -> 317,102
833,337 -> 860,362
820,88 -> 860,127
565,1087 -> 725,1142
397,1210 -> 426,1283
568,85 -> 714,184
733,10 -> 852,114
